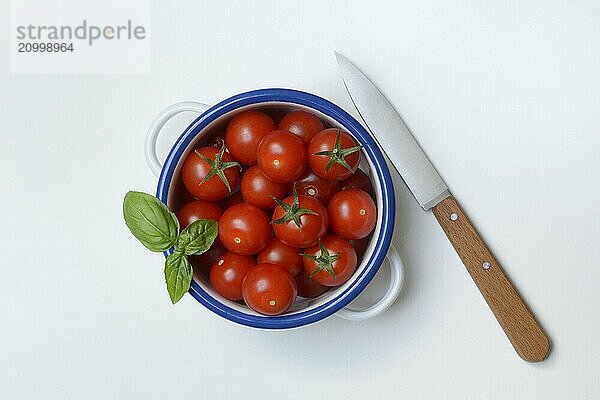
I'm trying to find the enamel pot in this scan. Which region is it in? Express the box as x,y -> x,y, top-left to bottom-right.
145,88 -> 404,329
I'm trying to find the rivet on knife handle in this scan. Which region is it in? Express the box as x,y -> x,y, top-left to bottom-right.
432,196 -> 551,362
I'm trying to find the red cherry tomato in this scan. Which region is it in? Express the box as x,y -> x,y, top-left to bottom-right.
328,188 -> 377,240
219,204 -> 271,255
223,191 -> 245,209
189,239 -> 227,279
257,130 -> 307,183
257,237 -> 303,276
308,128 -> 361,181
225,110 -> 276,165
240,165 -> 288,209
303,235 -> 357,287
181,145 -> 240,201
290,168 -> 339,205
278,110 -> 324,144
242,263 -> 297,315
271,190 -> 328,248
176,200 -> 223,229
295,270 -> 330,298
209,252 -> 256,301
340,168 -> 373,196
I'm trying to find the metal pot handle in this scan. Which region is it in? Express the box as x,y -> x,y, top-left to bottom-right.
144,101 -> 211,177
336,242 -> 404,321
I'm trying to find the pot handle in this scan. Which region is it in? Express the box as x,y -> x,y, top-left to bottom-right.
336,242 -> 404,321
145,101 -> 211,177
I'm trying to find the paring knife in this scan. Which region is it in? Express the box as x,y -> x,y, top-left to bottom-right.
335,52 -> 550,362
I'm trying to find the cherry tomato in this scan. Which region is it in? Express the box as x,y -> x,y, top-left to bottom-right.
242,263 -> 297,315
240,165 -> 288,209
340,168 -> 373,196
271,188 -> 328,248
257,237 -> 303,276
308,128 -> 361,181
328,188 -> 376,240
190,239 -> 227,279
209,252 -> 256,301
303,235 -> 357,287
225,110 -> 275,165
181,144 -> 240,201
295,270 -> 330,298
290,168 -> 339,205
278,110 -> 324,144
219,204 -> 271,255
176,200 -> 223,229
257,130 -> 307,183
223,191 -> 245,209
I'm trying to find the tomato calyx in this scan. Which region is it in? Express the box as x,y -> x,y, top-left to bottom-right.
271,184 -> 318,228
312,129 -> 363,172
195,143 -> 241,193
303,240 -> 339,279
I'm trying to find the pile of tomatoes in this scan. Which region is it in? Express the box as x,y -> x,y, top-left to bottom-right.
176,109 -> 377,315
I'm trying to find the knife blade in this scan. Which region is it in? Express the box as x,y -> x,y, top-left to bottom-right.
335,52 -> 450,210
336,51 -> 550,362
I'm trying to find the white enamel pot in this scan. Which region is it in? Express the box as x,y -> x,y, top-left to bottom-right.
145,89 -> 404,328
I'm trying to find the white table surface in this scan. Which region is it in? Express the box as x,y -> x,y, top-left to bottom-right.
2,1 -> 599,399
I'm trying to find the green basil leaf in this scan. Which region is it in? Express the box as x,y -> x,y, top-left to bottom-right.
176,219 -> 218,256
123,191 -> 180,252
164,250 -> 193,304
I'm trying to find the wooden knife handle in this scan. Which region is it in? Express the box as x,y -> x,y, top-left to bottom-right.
432,196 -> 550,362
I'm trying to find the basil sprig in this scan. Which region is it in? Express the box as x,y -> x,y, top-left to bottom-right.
164,250 -> 193,304
123,191 -> 218,304
123,191 -> 180,251
177,219 -> 218,256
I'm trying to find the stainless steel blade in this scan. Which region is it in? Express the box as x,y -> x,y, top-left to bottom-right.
335,52 -> 450,210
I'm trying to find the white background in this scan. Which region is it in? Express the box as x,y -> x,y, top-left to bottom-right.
1,1 -> 599,399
